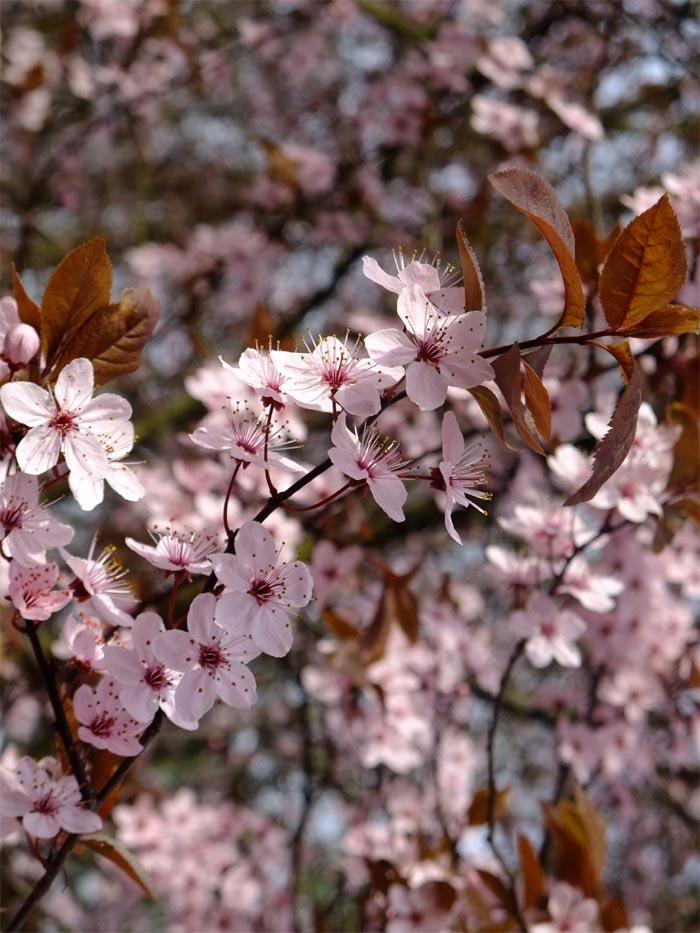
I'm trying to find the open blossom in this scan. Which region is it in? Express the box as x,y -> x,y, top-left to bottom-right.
558,555 -> 625,612
211,521 -> 313,658
154,592 -> 260,720
531,882 -> 598,933
0,357 -> 131,481
271,334 -> 403,418
363,252 -> 467,315
0,472 -> 73,565
364,284 -> 494,410
73,677 -> 144,755
53,611 -> 106,671
190,402 -> 302,471
8,560 -> 72,621
68,421 -> 144,511
61,540 -> 135,626
434,411 -> 491,544
126,525 -> 220,578
0,756 -> 101,840
103,612 -> 197,730
511,591 -> 586,668
329,414 -> 408,523
223,346 -> 289,408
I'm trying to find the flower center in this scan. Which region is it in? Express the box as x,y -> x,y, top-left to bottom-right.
144,664 -> 169,691
414,338 -> 443,365
50,410 -> 77,436
199,644 -> 223,670
91,712 -> 117,737
249,577 -> 275,604
34,792 -> 59,815
1,504 -> 25,531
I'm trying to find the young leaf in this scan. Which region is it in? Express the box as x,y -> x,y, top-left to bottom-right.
521,361 -> 552,444
12,265 -> 41,333
589,340 -> 635,383
492,343 -> 546,455
81,833 -> 156,900
618,303 -> 699,338
564,362 -> 643,506
541,785 -> 607,897
48,288 -> 160,387
40,238 -> 113,370
456,220 -> 486,312
489,168 -> 586,328
517,835 -> 546,910
599,194 -> 687,331
467,385 -> 512,450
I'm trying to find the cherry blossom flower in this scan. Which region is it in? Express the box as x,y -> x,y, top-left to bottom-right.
73,677 -> 144,755
485,545 -> 541,588
211,521 -> 313,657
153,592 -> 260,720
224,346 -> 289,409
329,414 -> 408,523
103,612 -> 197,730
558,555 -> 625,612
61,540 -> 135,626
126,525 -> 220,578
0,296 -> 39,380
67,421 -> 144,511
0,472 -> 73,565
53,611 -> 107,671
190,402 -> 301,471
531,882 -> 598,933
271,334 -> 403,418
0,756 -> 101,839
364,284 -> 494,410
499,499 -> 592,560
310,539 -> 363,610
8,560 -> 72,622
511,591 -> 586,668
433,411 -> 491,544
363,251 -> 466,315
599,668 -> 663,723
0,357 -> 131,481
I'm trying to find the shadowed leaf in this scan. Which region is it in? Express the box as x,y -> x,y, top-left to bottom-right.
492,343 -> 546,455
467,385 -> 512,450
457,220 -> 486,312
49,288 -> 160,387
590,340 -> 635,383
521,361 -> 552,444
518,834 -> 546,909
81,834 -> 156,900
489,168 -> 586,328
599,194 -> 687,330
564,363 -> 643,506
619,303 -> 699,338
468,786 -> 510,825
12,265 -> 41,333
40,238 -> 112,369
542,785 -> 607,896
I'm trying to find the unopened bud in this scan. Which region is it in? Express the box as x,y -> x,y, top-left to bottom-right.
3,323 -> 40,367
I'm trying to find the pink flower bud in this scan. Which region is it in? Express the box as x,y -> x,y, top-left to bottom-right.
3,322 -> 39,367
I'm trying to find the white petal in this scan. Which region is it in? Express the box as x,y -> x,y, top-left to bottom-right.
55,359 -> 95,410
15,426 -> 61,474
364,329 -> 415,367
251,605 -> 293,657
406,361 -> 447,410
368,476 -> 407,522
441,411 -> 464,463
0,382 -> 53,427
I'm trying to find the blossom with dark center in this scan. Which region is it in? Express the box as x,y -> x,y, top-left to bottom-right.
211,521 -> 313,658
103,612 -> 197,729
61,538 -> 135,626
73,677 -> 144,755
0,473 -> 73,565
0,756 -> 101,840
433,411 -> 492,545
154,592 -> 261,721
126,524 -> 220,578
271,333 -> 403,418
364,284 -> 494,410
190,402 -> 302,471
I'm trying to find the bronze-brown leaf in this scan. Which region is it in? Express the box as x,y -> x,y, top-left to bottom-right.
49,288 -> 160,388
492,343 -> 546,455
456,220 -> 486,313
40,238 -> 112,371
489,168 -> 586,329
599,194 -> 687,331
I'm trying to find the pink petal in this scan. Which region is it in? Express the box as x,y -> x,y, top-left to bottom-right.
68,474 -> 104,511
54,358 -> 94,410
153,630 -> 198,672
251,605 -> 293,657
397,261 -> 441,293
176,668 -> 217,720
131,612 -> 164,661
103,646 -> 143,685
106,464 -> 144,501
361,256 -> 401,293
216,665 -> 257,708
23,811 -> 60,839
58,806 -> 102,835
275,562 -> 314,607
120,684 -> 159,723
211,553 -> 251,591
215,591 -> 259,634
364,328 -> 415,367
0,382 -> 53,427
63,431 -> 108,480
397,283 -> 435,338
235,521 -> 278,574
441,411 -> 464,463
406,361 -> 447,410
15,426 -> 61,475
186,592 -> 216,643
368,476 -> 407,522
80,393 -> 132,427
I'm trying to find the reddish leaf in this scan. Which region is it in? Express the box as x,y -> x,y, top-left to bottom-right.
467,385 -> 512,450
518,834 -> 546,910
456,220 -> 486,312
468,786 -> 510,825
40,238 -> 113,370
599,897 -> 630,932
493,343 -> 546,455
542,786 -> 607,897
590,340 -> 635,383
476,869 -> 512,908
12,265 -> 41,333
572,219 -> 602,284
322,609 -> 361,641
489,168 -> 586,328
564,363 -> 643,506
666,402 -> 700,496
599,194 -> 687,330
81,833 -> 156,900
49,287 -> 160,387
521,344 -> 553,379
521,361 -> 552,445
619,303 -> 699,338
